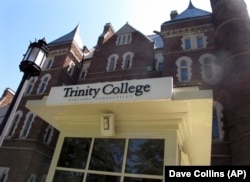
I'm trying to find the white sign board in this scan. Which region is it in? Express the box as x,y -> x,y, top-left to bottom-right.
46,77 -> 173,105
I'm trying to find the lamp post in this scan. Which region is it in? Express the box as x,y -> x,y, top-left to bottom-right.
0,38 -> 48,146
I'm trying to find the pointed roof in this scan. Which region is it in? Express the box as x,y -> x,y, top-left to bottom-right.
164,0 -> 211,24
49,24 -> 84,48
115,22 -> 138,35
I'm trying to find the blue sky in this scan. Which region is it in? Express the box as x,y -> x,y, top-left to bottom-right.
0,0 -> 249,95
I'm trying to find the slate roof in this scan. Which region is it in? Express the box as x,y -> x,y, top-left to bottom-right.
147,34 -> 163,49
163,0 -> 211,24
49,24 -> 84,48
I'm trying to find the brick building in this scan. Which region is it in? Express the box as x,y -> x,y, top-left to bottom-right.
0,0 -> 250,181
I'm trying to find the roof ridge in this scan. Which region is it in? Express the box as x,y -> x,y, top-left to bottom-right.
49,24 -> 84,48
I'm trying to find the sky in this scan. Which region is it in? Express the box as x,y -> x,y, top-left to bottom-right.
0,0 -> 250,95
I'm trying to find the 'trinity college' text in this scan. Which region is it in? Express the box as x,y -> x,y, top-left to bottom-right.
63,82 -> 151,99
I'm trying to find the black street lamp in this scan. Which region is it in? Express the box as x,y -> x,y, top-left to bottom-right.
0,38 -> 49,146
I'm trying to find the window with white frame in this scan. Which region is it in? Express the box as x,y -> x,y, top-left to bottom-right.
25,77 -> 38,95
67,61 -> 75,76
43,125 -> 54,145
181,33 -> 207,50
212,101 -> 224,140
116,33 -> 132,45
0,167 -> 9,182
199,54 -> 217,82
176,57 -> 192,82
197,35 -> 204,48
79,63 -> 89,80
155,53 -> 164,71
37,74 -> 51,94
20,112 -> 35,139
7,110 -> 22,138
122,52 -> 134,69
53,137 -> 164,182
184,37 -> 191,50
106,54 -> 118,71
42,58 -> 54,70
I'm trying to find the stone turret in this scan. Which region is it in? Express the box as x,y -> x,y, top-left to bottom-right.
211,0 -> 250,165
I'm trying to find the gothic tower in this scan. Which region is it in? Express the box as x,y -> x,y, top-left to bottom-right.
211,0 -> 250,164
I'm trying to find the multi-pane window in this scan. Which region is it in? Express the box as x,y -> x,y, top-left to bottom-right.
106,54 -> 118,71
155,53 -> 164,71
124,55 -> 131,69
180,61 -> 188,81
25,77 -> 38,95
182,33 -> 207,50
37,74 -> 51,94
20,112 -> 35,139
107,56 -> 116,71
79,63 -> 89,80
67,61 -> 75,76
122,52 -> 134,70
176,57 -> 192,82
184,38 -> 191,49
116,33 -> 132,45
7,111 -> 22,138
53,137 -> 164,182
43,58 -> 54,70
199,54 -> 217,82
197,36 -> 204,48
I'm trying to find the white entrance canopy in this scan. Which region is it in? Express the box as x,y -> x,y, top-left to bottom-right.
26,77 -> 213,165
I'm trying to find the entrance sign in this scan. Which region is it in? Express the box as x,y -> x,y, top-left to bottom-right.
46,77 -> 173,105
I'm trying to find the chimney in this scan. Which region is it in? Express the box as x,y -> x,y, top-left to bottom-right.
170,10 -> 178,20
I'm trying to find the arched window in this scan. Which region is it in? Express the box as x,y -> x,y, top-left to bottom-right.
67,61 -> 75,76
212,101 -> 224,140
176,57 -> 192,82
79,62 -> 90,80
124,55 -> 131,69
7,110 -> 22,138
108,57 -> 116,71
204,57 -> 212,79
106,54 -> 118,71
43,125 -> 54,145
199,53 -> 218,83
25,77 -> 38,95
180,61 -> 188,81
122,52 -> 134,69
155,53 -> 164,71
37,74 -> 51,94
20,112 -> 35,139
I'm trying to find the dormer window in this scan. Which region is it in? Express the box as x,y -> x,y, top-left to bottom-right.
116,33 -> 132,45
122,52 -> 134,69
106,54 -> 118,71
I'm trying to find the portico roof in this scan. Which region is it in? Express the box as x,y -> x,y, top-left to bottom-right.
26,79 -> 212,165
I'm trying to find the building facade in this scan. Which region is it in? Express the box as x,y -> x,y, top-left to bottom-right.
0,0 -> 250,181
